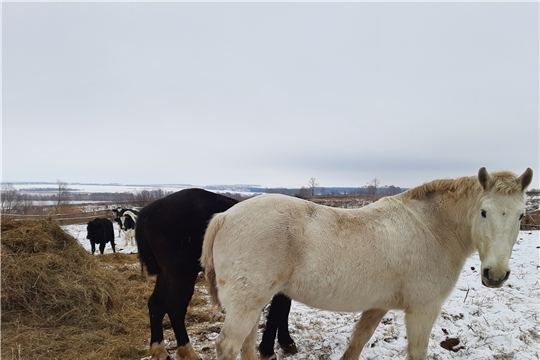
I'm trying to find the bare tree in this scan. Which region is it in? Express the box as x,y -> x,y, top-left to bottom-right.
55,180 -> 70,213
18,193 -> 34,215
387,185 -> 402,195
308,177 -> 319,196
298,187 -> 311,198
366,178 -> 381,195
133,190 -> 151,207
1,184 -> 20,214
132,188 -> 168,207
153,188 -> 166,199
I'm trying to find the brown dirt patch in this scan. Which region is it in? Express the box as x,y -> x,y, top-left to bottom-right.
440,337 -> 465,352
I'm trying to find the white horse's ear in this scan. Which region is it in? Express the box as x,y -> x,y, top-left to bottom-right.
478,167 -> 490,190
517,168 -> 533,191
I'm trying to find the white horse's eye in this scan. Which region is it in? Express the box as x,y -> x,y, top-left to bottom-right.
519,213 -> 524,221
481,210 -> 487,218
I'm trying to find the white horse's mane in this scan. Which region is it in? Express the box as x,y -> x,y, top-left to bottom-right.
400,171 -> 523,202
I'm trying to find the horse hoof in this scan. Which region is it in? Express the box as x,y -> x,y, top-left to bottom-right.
149,341 -> 170,360
175,343 -> 200,360
260,354 -> 277,360
280,342 -> 298,354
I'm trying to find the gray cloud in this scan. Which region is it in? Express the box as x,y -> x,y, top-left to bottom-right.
3,2 -> 538,188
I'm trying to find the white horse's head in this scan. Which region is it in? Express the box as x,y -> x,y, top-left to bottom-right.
472,167 -> 533,288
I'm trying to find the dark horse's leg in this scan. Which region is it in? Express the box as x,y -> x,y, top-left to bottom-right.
167,270 -> 200,360
147,269 -> 200,360
148,274 -> 170,360
259,294 -> 297,360
277,294 -> 297,353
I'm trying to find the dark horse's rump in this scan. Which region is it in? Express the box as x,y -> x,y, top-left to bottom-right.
135,188 -> 296,360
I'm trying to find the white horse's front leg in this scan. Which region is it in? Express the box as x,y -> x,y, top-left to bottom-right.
340,308 -> 387,360
404,305 -> 442,360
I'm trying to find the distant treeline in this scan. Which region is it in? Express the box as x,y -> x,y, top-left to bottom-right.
1,185 -> 252,214
2,183 -> 404,215
268,185 -> 403,196
1,185 -> 176,214
32,192 -> 140,202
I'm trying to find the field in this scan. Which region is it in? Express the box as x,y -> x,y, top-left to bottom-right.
1,194 -> 539,360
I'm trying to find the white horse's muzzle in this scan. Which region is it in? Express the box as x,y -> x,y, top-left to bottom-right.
481,267 -> 510,288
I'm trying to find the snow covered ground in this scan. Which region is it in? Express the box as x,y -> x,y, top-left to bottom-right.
63,224 -> 539,359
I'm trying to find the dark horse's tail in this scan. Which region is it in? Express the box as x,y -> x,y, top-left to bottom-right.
135,206 -> 161,275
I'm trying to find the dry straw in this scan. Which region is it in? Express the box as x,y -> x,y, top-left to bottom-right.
1,219 -> 153,359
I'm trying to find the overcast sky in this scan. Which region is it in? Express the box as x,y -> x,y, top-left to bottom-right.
2,2 -> 538,189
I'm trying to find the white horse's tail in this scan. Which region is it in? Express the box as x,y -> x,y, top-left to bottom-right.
201,212 -> 227,307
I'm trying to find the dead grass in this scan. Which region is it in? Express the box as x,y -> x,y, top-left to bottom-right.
306,194 -> 385,209
1,219 -> 154,360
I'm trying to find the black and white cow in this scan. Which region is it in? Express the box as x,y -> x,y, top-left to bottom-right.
112,208 -> 139,246
120,210 -> 137,246
86,217 -> 116,255
112,208 -> 126,236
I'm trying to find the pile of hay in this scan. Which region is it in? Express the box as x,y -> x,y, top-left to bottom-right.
1,219 -> 151,359
1,219 -> 117,327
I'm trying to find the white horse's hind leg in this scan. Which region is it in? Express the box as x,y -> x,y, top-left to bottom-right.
240,322 -> 259,360
215,307 -> 261,360
340,308 -> 387,360
404,306 -> 441,360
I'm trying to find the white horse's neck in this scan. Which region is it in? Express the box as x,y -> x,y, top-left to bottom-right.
431,194 -> 478,256
395,184 -> 481,259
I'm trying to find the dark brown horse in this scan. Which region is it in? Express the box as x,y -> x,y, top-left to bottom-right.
136,188 -> 297,360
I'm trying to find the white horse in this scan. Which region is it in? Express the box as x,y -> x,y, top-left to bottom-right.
201,168 -> 533,360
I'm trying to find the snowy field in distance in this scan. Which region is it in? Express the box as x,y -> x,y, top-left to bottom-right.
11,182 -> 264,197
12,183 -> 192,195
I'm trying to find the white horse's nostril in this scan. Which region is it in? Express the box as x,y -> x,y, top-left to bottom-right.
482,268 -> 491,280
483,268 -> 510,283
